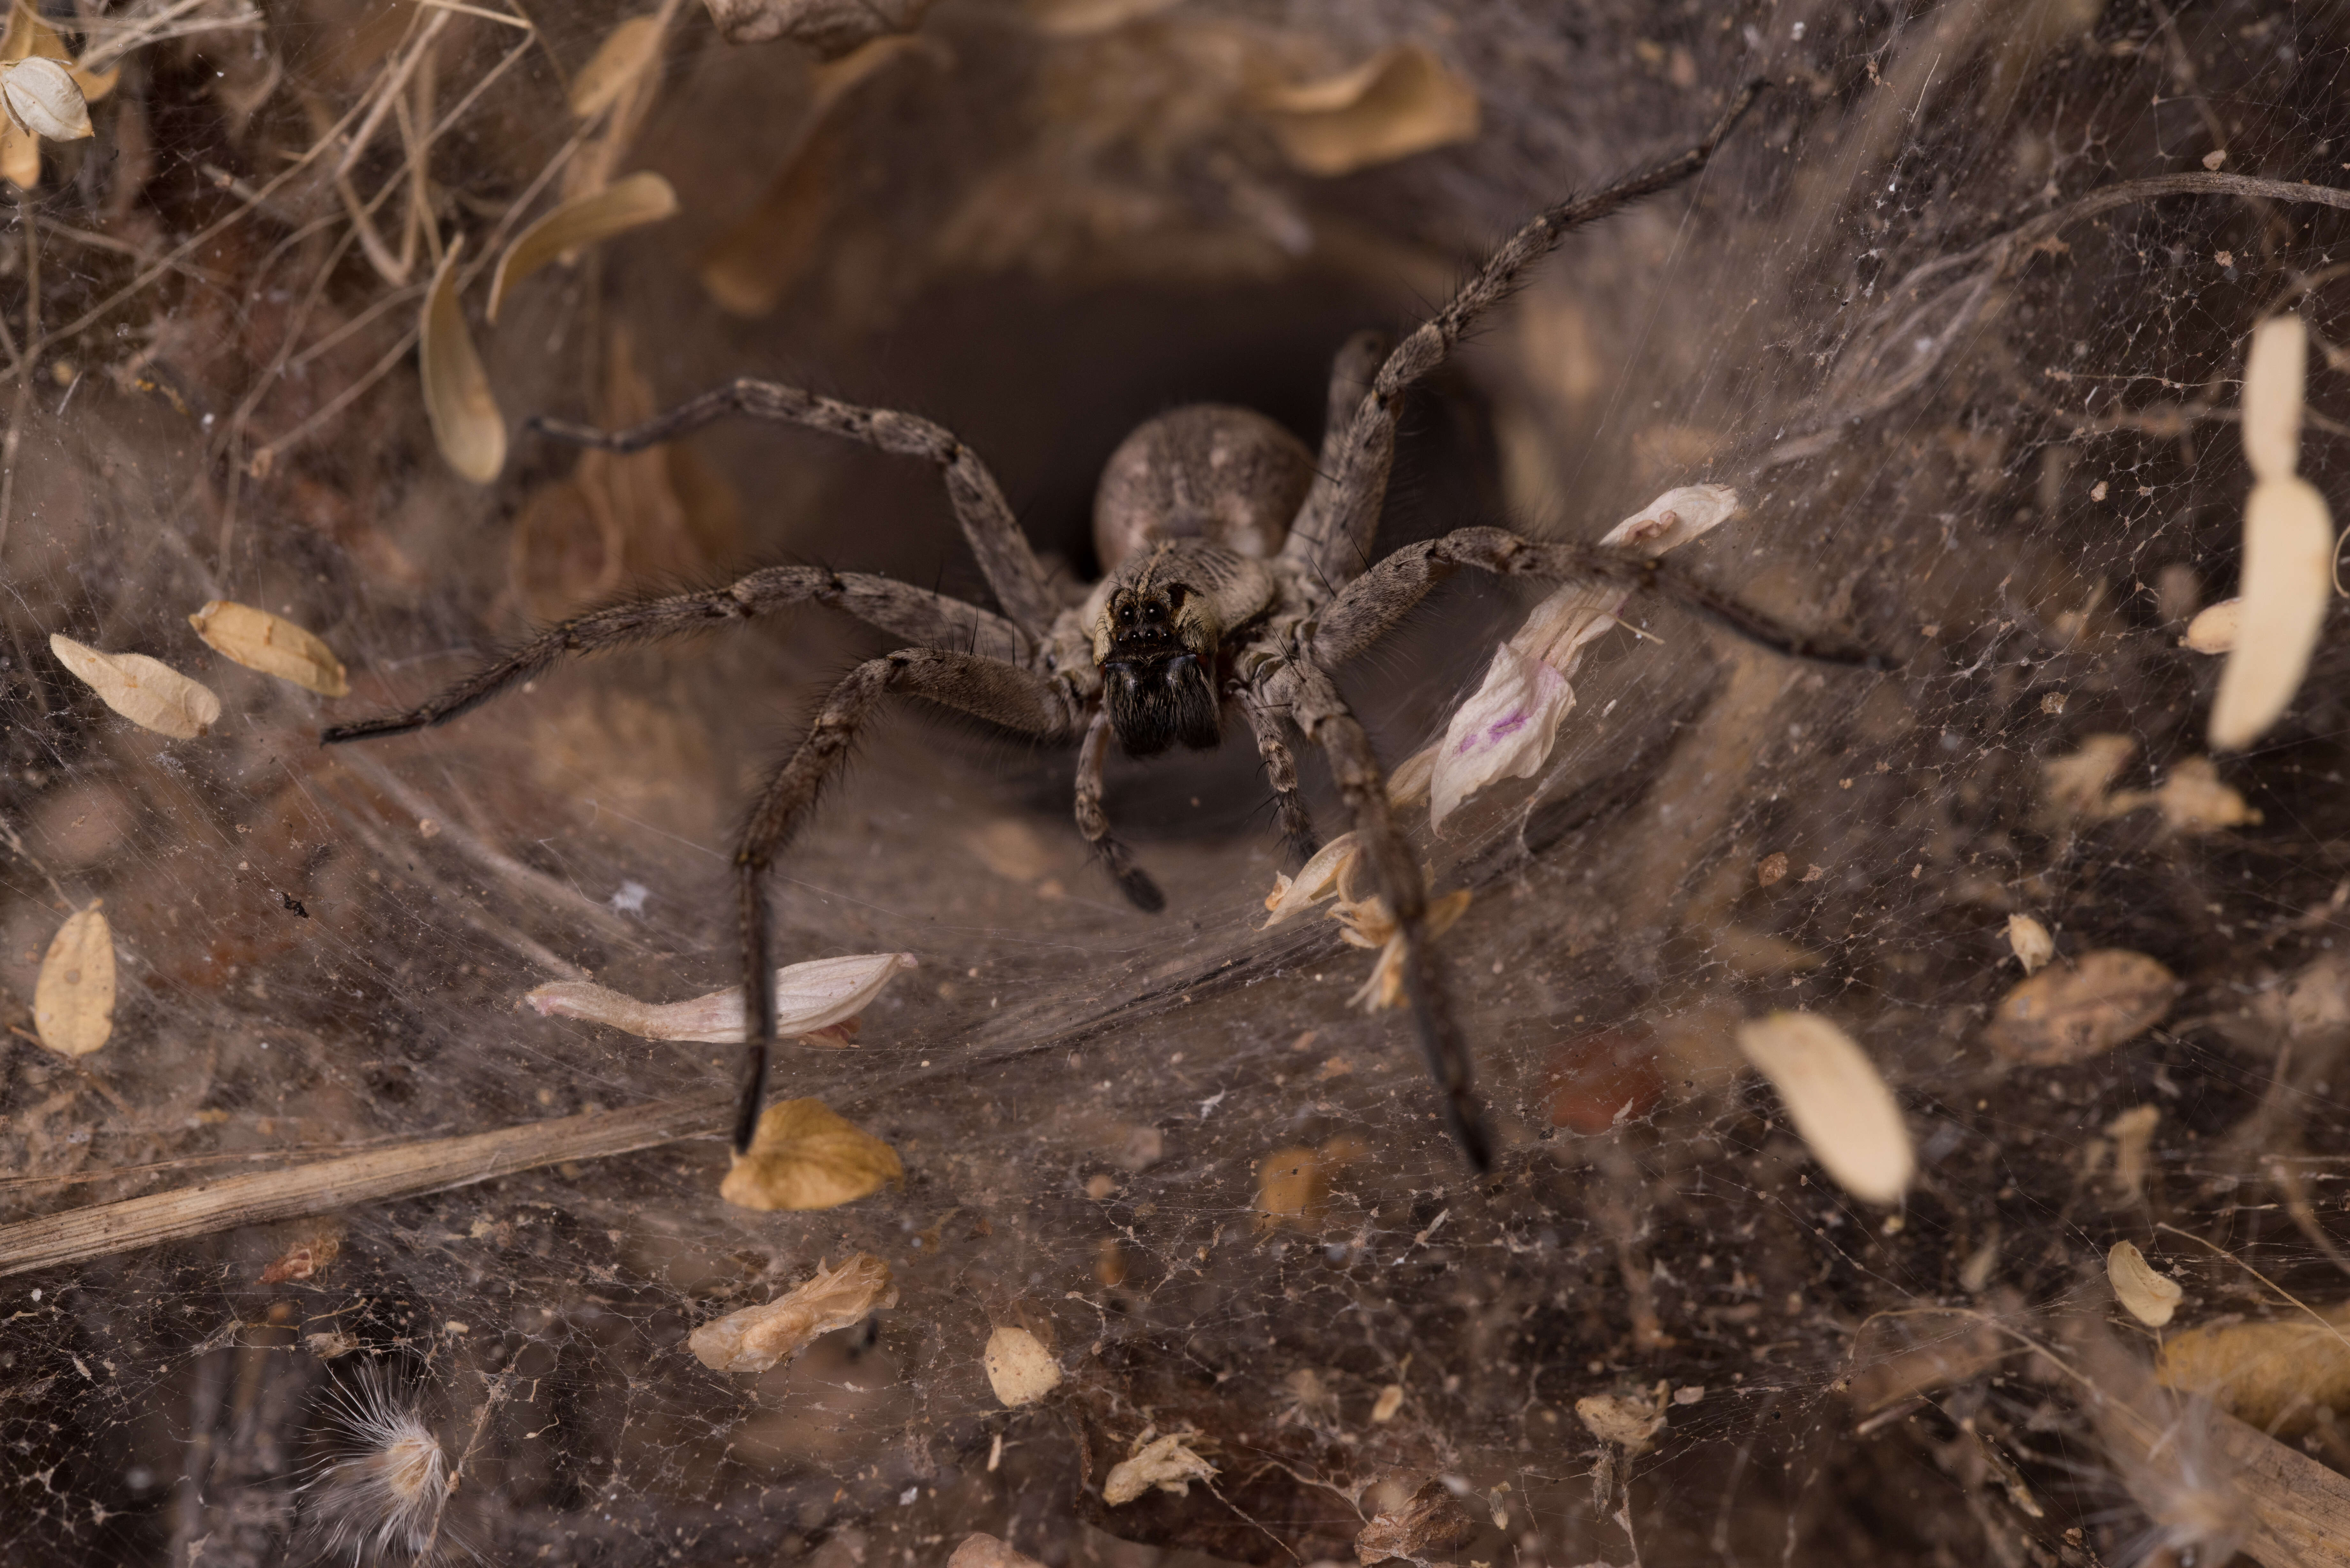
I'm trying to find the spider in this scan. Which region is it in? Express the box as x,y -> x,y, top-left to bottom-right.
324,81 -> 1872,1171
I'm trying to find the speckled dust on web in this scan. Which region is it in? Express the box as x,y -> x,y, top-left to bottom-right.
3,4 -> 2350,1568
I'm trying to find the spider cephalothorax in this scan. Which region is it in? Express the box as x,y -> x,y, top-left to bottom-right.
324,81 -> 1870,1171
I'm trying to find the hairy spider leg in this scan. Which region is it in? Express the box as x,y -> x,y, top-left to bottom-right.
319,567 -> 1030,744
1074,709 -> 1167,912
1285,80 -> 1770,588
1262,657 -> 1495,1170
733,647 -> 1084,1152
1310,527 -> 1889,670
1292,328 -> 1388,544
531,379 -> 1061,636
1237,689 -> 1320,864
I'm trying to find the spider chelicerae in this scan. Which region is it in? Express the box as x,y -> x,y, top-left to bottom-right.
324,81 -> 1871,1170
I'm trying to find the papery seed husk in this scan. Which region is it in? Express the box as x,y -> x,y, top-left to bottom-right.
2241,315 -> 2307,484
1259,44 -> 1479,177
1261,832 -> 1360,926
1575,1392 -> 1666,1452
2210,477 -> 2332,751
688,1253 -> 896,1372
187,600 -> 350,697
33,904 -> 112,1056
419,239 -> 506,485
2183,598 -> 2240,654
982,1325 -> 1061,1407
1734,1012 -> 1915,1204
50,634 -> 221,738
2156,1308 -> 2350,1436
525,952 -> 916,1043
2108,1240 -> 2185,1328
1102,1434 -> 1214,1505
488,172 -> 679,322
720,1097 -> 903,1211
1,57 -> 90,140
2006,913 -> 2054,975
1986,949 -> 2176,1065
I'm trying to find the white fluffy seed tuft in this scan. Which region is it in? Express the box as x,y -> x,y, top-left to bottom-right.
301,1367 -> 456,1564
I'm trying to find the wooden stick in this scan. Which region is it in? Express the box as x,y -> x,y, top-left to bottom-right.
0,1094 -> 728,1278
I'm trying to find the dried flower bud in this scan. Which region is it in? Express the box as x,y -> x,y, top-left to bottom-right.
0,58 -> 91,141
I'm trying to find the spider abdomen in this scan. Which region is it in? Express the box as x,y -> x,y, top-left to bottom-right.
1092,405 -> 1314,572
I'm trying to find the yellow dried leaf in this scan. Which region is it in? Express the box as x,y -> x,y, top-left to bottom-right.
1260,43 -> 1480,178
33,903 -> 112,1056
2107,1240 -> 2184,1328
2006,913 -> 2053,975
982,1325 -> 1061,1407
2157,1307 -> 2350,1436
419,239 -> 505,485
2210,477 -> 2332,751
488,172 -> 679,322
570,14 -> 663,119
2241,314 -> 2307,484
2183,597 -> 2240,654
688,1253 -> 896,1372
50,633 -> 221,738
1987,949 -> 2176,1065
187,600 -> 349,697
720,1098 -> 903,1210
1734,1012 -> 1914,1205
1103,1434 -> 1215,1505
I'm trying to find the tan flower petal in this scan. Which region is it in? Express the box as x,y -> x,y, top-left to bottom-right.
50,634 -> 220,738
187,600 -> 349,697
720,1098 -> 903,1210
982,1325 -> 1061,1407
1259,44 -> 1479,178
2210,477 -> 2332,751
525,952 -> 917,1043
488,172 -> 680,322
420,239 -> 505,484
1260,832 -> 1360,926
1102,1434 -> 1216,1505
570,13 -> 663,119
1734,1012 -> 1914,1205
2107,1240 -> 2185,1329
2241,314 -> 2307,484
33,904 -> 112,1056
688,1253 -> 896,1372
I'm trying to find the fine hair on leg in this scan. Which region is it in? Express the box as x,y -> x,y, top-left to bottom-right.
1074,709 -> 1166,913
1238,688 -> 1320,864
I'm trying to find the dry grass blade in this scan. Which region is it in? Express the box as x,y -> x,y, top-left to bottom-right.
419,237 -> 506,483
2210,476 -> 2332,750
0,1095 -> 729,1277
488,171 -> 678,321
720,1098 -> 903,1210
49,633 -> 220,738
187,600 -> 349,697
570,14 -> 663,120
33,904 -> 112,1057
688,1252 -> 897,1372
1258,43 -> 1480,177
1734,1012 -> 1914,1204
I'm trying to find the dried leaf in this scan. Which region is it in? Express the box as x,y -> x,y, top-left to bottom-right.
982,1325 -> 1061,1407
526,952 -> 917,1043
0,57 -> 89,140
688,1253 -> 896,1372
947,1535 -> 1048,1568
1259,44 -> 1480,178
187,601 -> 349,697
420,239 -> 505,484
1353,1478 -> 1478,1566
50,634 -> 221,739
570,14 -> 664,119
2108,1240 -> 2184,1328
0,8 -> 107,186
1734,1012 -> 1914,1205
2158,1306 -> 2350,1436
1987,949 -> 2177,1065
33,904 -> 113,1056
2210,477 -> 2332,751
2184,597 -> 2240,654
2006,913 -> 2054,976
1756,852 -> 1790,888
703,0 -> 935,56
720,1098 -> 903,1211
1427,486 -> 1738,829
488,172 -> 680,322
1575,1390 -> 1666,1453
2241,314 -> 2307,484
1102,1434 -> 1215,1505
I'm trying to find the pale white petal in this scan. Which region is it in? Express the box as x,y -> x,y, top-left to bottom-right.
2,59 -> 92,141
1735,1011 -> 1915,1205
1260,832 -> 1361,926
1429,642 -> 1573,830
525,953 -> 917,1043
2210,477 -> 2332,750
1597,482 -> 1741,553
2241,315 -> 2306,484
2107,1240 -> 2185,1328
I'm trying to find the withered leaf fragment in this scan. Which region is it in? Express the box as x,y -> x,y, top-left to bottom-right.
1259,44 -> 1480,178
489,173 -> 681,322
0,8 -> 111,188
1734,1012 -> 1914,1205
1987,950 -> 2176,1065
983,1325 -> 1061,1407
50,634 -> 220,738
187,601 -> 349,697
526,952 -> 917,1043
1354,1478 -> 1478,1567
1102,1434 -> 1215,1506
0,57 -> 89,141
34,904 -> 113,1056
688,1252 -> 896,1372
419,239 -> 505,484
2107,1240 -> 2184,1329
2157,1306 -> 2350,1436
703,0 -> 936,57
720,1098 -> 903,1211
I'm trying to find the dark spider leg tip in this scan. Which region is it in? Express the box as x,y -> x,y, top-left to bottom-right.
319,715 -> 423,745
1446,1104 -> 1497,1174
1113,861 -> 1167,915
